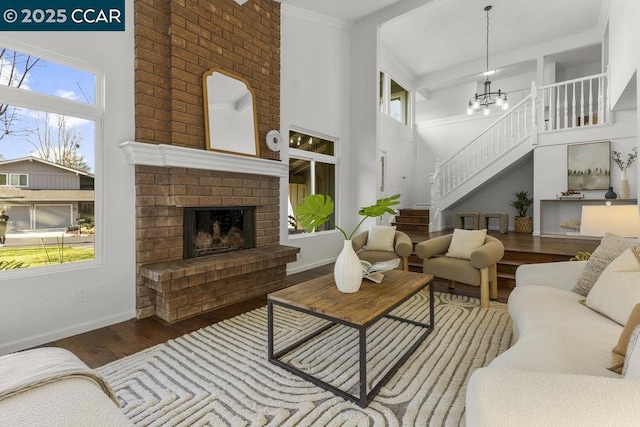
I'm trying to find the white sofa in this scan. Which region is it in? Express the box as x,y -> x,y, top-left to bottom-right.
0,348 -> 132,426
466,260 -> 640,426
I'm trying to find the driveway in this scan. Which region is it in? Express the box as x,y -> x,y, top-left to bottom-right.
1,228 -> 95,249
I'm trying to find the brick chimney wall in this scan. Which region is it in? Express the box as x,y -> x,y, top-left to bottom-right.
134,0 -> 280,158
132,0 -> 290,321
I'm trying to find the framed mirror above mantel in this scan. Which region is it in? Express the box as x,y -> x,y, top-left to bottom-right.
203,67 -> 260,157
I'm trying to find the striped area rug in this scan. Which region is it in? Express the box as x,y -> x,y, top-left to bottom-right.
97,291 -> 512,426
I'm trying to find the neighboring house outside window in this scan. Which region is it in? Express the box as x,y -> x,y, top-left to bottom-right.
0,46 -> 100,269
0,157 -> 94,230
288,130 -> 337,235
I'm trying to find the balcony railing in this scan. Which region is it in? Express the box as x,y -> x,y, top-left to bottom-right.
538,68 -> 609,132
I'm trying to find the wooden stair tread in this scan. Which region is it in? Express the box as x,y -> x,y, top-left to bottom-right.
498,259 -> 527,266
398,209 -> 429,214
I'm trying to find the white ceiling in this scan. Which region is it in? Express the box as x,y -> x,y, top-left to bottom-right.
277,0 -> 605,89
276,0 -> 402,22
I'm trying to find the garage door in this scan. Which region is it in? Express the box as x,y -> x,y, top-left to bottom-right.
6,205 -> 30,231
35,205 -> 72,229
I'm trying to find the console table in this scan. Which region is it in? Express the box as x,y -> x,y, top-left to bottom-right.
540,198 -> 638,238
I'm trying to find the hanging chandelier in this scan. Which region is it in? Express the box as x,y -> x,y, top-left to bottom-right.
467,5 -> 508,115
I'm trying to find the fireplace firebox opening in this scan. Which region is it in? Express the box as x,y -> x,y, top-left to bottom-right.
183,207 -> 255,259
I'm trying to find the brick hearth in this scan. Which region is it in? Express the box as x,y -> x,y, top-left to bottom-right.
140,246 -> 297,322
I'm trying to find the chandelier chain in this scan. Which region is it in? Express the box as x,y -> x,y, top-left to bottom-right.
486,7 -> 489,74
466,5 -> 508,115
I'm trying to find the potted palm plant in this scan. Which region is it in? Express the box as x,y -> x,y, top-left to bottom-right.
295,193 -> 400,293
510,191 -> 534,233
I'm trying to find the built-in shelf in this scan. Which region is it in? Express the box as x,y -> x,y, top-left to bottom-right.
540,198 -> 638,238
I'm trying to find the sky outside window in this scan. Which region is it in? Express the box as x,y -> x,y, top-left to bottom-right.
0,48 -> 96,171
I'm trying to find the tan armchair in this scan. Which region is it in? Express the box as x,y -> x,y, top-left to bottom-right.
415,233 -> 504,308
351,230 -> 412,271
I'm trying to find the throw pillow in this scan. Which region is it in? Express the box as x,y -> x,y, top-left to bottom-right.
572,233 -> 640,296
586,248 -> 640,325
623,324 -> 640,379
445,228 -> 487,260
364,225 -> 396,252
610,304 -> 640,374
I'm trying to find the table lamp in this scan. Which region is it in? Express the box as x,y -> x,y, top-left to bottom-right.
580,204 -> 640,237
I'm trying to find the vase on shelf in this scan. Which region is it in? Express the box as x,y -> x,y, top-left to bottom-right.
334,240 -> 362,293
604,186 -> 617,199
619,170 -> 630,199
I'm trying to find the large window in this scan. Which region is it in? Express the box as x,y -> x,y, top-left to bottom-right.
288,130 -> 337,235
0,46 -> 100,271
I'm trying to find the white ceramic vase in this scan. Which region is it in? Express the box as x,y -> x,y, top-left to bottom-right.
620,169 -> 630,199
334,240 -> 362,293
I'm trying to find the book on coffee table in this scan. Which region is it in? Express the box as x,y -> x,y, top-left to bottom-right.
360,258 -> 401,283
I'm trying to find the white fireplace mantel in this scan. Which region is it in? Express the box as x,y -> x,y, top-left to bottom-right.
118,141 -> 287,177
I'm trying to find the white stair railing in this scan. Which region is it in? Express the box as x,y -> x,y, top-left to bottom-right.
539,67 -> 610,131
428,71 -> 611,231
429,83 -> 537,231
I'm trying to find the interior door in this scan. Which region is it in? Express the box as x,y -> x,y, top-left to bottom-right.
401,138 -> 415,207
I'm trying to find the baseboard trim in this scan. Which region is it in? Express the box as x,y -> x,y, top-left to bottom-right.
0,310 -> 136,356
287,257 -> 336,275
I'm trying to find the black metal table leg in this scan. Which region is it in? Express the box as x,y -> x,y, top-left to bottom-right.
359,327 -> 367,407
267,301 -> 274,360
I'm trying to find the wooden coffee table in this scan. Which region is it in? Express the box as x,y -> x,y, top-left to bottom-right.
267,269 -> 434,407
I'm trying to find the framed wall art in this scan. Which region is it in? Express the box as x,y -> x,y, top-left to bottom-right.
567,141 -> 610,191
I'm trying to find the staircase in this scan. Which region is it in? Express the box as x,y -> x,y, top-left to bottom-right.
428,71 -> 610,232
429,89 -> 537,231
393,208 -> 429,233
496,249 -> 584,289
393,209 -> 429,272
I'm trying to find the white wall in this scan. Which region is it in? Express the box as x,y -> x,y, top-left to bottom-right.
416,82 -> 477,122
0,0 -> 136,354
607,0 -> 640,108
533,119 -> 638,235
453,160 -> 533,231
280,6 -> 351,272
378,49 -> 417,209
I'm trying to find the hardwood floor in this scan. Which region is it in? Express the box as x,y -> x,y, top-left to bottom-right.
41,263 -> 334,368
41,232 -> 598,369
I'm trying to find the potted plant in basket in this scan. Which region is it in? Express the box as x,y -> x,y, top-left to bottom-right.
510,191 -> 534,233
295,194 -> 400,293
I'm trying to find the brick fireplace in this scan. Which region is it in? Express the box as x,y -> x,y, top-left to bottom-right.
127,0 -> 292,322
122,143 -> 298,323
